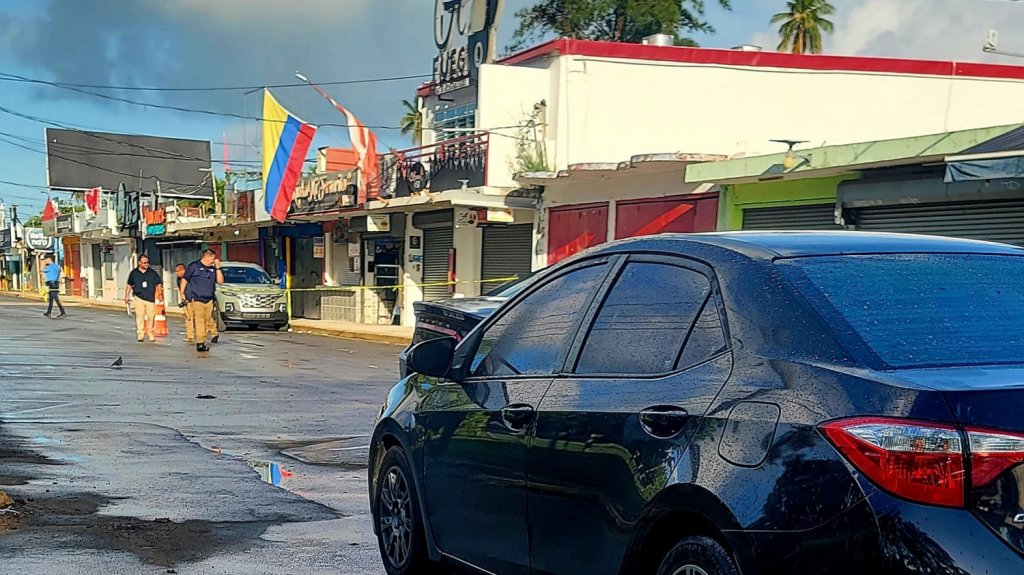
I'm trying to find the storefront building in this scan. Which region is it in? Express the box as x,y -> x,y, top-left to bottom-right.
685,123 -> 1024,243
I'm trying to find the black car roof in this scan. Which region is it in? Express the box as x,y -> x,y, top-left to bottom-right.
588,231 -> 1024,260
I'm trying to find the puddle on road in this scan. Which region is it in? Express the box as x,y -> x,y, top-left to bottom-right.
206,447 -> 298,491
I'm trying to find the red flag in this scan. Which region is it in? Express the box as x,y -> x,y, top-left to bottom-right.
42,198 -> 57,221
85,187 -> 100,215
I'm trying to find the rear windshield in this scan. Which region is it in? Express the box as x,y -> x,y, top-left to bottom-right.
779,253 -> 1024,369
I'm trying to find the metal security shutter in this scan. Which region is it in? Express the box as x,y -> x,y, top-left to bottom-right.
742,204 -> 841,230
481,224 -> 533,293
854,199 -> 1024,246
422,227 -> 454,301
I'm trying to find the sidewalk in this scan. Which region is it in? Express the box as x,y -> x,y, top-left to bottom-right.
2,290 -> 412,346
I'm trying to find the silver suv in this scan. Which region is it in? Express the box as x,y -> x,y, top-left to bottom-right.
215,262 -> 288,331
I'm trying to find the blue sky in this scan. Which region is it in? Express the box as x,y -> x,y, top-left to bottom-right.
1,0 -> 1022,217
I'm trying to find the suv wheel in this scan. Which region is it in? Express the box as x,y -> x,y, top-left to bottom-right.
657,536 -> 738,575
374,448 -> 435,575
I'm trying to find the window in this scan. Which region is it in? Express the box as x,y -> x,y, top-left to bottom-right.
780,254 -> 1024,368
470,264 -> 607,378
434,103 -> 476,141
575,262 -> 715,375
676,296 -> 728,370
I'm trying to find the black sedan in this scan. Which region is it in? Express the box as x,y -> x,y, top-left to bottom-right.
397,272 -> 537,378
370,232 -> 1024,575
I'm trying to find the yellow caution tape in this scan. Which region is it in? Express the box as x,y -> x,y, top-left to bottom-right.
282,275 -> 523,292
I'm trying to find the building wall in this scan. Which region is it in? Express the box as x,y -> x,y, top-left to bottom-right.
719,175 -> 856,230
476,64 -> 553,188
534,170 -> 709,267
486,51 -> 1024,170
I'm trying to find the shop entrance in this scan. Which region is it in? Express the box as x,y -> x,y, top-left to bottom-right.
367,238 -> 403,324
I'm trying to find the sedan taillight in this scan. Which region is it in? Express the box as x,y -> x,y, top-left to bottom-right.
967,427 -> 1024,488
821,417 -> 1024,509
821,417 -> 965,507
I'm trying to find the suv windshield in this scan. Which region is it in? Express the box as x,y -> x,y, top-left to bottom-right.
780,253 -> 1024,369
222,266 -> 274,285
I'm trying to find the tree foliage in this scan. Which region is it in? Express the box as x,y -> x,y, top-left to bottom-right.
399,99 -> 424,146
771,0 -> 835,54
510,0 -> 732,50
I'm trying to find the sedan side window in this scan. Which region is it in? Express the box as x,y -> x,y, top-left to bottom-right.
575,262 -> 723,376
470,264 -> 608,378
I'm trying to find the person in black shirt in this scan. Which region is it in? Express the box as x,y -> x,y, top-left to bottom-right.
125,255 -> 163,342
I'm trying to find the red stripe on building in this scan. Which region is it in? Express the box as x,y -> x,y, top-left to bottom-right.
498,38 -> 1024,82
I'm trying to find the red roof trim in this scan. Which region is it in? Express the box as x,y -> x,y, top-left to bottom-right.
497,38 -> 1024,81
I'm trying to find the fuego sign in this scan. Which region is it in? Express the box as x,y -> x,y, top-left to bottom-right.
432,0 -> 502,95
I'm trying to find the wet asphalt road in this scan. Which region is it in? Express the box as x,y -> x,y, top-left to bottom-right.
0,294 -> 400,574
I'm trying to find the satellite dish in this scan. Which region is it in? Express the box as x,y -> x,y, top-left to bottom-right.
985,29 -> 999,52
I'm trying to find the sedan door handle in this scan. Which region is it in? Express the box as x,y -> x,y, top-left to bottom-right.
501,403 -> 535,430
639,406 -> 689,439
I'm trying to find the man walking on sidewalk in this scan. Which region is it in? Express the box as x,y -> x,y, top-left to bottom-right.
125,255 -> 162,342
42,254 -> 66,319
181,249 -> 223,353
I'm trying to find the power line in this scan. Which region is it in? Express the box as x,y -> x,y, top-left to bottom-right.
0,72 -> 413,130
0,71 -> 433,92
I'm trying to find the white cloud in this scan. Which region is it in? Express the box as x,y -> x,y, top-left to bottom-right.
748,0 -> 1024,64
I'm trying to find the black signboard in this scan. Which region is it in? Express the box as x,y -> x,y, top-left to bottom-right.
291,170 -> 359,216
384,135 -> 487,198
0,228 -> 10,249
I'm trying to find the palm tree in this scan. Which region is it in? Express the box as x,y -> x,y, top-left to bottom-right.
772,0 -> 835,54
399,99 -> 423,146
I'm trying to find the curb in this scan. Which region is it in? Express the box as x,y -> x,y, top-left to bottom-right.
288,325 -> 411,346
4,290 -> 409,346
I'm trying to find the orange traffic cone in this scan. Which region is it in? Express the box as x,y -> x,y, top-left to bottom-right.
153,298 -> 169,337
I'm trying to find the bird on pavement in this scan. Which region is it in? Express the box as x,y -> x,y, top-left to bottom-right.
110,356 -> 123,368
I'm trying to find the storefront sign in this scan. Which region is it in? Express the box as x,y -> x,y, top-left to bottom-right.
482,208 -> 514,223
146,224 -> 167,236
313,237 -> 325,259
292,170 -> 358,216
25,228 -> 55,251
347,242 -> 361,257
0,228 -> 11,250
409,235 -> 422,250
368,214 -> 391,232
55,212 -> 73,233
432,0 -> 502,94
456,208 -> 478,226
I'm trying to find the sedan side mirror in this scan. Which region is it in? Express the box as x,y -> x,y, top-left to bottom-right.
406,337 -> 457,379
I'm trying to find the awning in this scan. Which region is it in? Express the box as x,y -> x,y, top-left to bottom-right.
945,126 -> 1024,182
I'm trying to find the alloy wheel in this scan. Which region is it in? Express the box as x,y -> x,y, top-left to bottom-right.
378,465 -> 414,569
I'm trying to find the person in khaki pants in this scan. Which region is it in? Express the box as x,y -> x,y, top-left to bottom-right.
181,249 -> 224,353
175,263 -> 195,342
178,261 -> 220,344
125,255 -> 162,342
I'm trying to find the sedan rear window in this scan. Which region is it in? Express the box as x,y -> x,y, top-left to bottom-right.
779,253 -> 1024,368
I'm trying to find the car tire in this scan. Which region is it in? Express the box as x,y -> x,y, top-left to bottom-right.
273,323 -> 288,331
657,535 -> 739,575
374,448 -> 437,575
